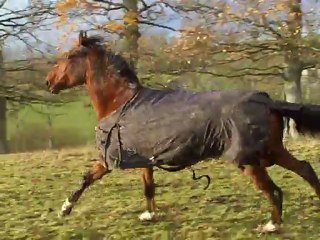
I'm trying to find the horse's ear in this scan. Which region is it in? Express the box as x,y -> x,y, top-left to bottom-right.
79,30 -> 87,46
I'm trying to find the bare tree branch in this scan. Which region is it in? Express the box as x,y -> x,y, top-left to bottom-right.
143,68 -> 282,79
138,20 -> 177,31
0,1 -> 75,105
0,0 -> 5,8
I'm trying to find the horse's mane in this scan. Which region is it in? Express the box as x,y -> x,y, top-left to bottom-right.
80,35 -> 139,85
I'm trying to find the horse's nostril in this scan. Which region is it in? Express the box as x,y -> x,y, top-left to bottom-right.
46,80 -> 50,87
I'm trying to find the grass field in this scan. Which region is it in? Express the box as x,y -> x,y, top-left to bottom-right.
7,98 -> 97,152
1,138 -> 320,240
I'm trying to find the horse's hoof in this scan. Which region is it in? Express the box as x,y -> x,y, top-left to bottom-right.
58,198 -> 73,218
255,220 -> 280,233
58,208 -> 72,218
139,211 -> 155,221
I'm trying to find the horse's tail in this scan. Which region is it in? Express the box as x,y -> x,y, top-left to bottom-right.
271,100 -> 320,135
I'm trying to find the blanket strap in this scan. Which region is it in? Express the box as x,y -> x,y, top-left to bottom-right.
157,165 -> 211,190
191,169 -> 211,190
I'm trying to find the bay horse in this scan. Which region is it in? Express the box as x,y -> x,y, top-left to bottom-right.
45,31 -> 320,233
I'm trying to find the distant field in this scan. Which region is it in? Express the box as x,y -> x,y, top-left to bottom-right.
1,138 -> 320,239
7,96 -> 97,152
8,96 -> 95,135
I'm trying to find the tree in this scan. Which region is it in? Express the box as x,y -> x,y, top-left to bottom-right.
122,0 -> 140,68
0,0 -> 75,153
0,42 -> 7,153
283,0 -> 303,136
0,0 -> 64,100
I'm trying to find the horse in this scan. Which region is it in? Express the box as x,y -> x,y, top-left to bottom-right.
45,31 -> 320,233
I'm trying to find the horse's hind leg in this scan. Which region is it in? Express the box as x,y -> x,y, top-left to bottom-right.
268,112 -> 320,198
139,167 -> 156,221
241,165 -> 283,232
59,160 -> 109,217
273,147 -> 320,198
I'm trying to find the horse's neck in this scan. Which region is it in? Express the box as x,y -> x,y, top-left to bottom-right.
86,78 -> 136,120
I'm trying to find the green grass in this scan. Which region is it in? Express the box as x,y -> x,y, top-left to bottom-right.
1,138 -> 320,239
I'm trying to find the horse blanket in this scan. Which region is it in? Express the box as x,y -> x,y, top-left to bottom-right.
95,88 -> 272,170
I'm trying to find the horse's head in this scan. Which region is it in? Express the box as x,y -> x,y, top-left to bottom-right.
46,31 -> 140,95
45,31 -> 97,94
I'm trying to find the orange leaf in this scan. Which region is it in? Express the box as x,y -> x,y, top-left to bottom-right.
275,2 -> 286,11
123,11 -> 138,25
104,21 -> 125,31
56,0 -> 78,14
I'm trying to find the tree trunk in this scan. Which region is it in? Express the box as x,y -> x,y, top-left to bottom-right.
283,61 -> 303,138
122,0 -> 140,69
283,0 -> 303,138
0,98 -> 8,153
0,45 -> 8,153
47,106 -> 53,150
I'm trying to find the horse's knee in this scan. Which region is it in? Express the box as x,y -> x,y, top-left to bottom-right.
272,184 -> 283,208
91,161 -> 109,180
273,184 -> 283,198
141,168 -> 155,199
144,183 -> 155,199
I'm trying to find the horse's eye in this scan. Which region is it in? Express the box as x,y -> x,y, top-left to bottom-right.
47,60 -> 57,66
67,54 -> 76,59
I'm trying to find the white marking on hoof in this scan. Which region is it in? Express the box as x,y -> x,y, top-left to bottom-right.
58,198 -> 73,217
61,198 -> 73,211
139,211 -> 155,221
255,220 -> 280,233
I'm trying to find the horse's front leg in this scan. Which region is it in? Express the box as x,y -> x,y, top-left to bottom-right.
59,160 -> 110,217
139,167 -> 156,221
